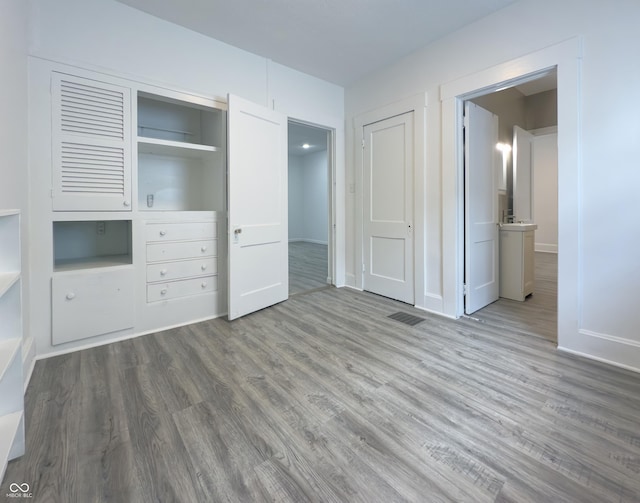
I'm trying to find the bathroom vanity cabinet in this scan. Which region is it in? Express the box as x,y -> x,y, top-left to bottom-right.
499,223 -> 537,301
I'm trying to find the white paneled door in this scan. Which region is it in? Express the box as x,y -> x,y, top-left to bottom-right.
363,112 -> 414,304
227,95 -> 288,320
464,102 -> 499,314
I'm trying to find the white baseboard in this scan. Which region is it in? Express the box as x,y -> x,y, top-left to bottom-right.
345,273 -> 357,288
420,293 -> 444,314
289,238 -> 328,245
557,329 -> 640,374
535,243 -> 558,253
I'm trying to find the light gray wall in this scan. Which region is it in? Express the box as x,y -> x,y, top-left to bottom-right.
288,150 -> 328,244
288,155 -> 304,239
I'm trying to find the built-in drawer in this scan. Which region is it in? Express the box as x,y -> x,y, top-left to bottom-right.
147,239 -> 216,262
146,257 -> 217,283
145,221 -> 216,243
147,275 -> 217,302
52,267 -> 134,345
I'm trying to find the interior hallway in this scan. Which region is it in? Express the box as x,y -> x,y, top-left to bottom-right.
288,241 -> 328,295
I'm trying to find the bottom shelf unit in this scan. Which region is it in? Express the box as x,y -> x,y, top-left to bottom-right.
0,410 -> 24,482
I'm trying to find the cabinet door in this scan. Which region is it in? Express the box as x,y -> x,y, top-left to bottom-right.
52,268 -> 134,345
52,73 -> 132,211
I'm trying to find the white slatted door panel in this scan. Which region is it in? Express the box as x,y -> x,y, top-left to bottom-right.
52,73 -> 132,211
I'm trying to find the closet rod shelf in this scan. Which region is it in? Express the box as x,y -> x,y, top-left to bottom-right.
137,137 -> 220,159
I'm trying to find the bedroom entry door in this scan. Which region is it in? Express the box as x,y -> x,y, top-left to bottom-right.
464,102 -> 499,314
227,94 -> 288,320
362,112 -> 414,304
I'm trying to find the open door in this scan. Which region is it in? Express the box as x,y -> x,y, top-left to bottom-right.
513,125 -> 535,222
228,94 -> 288,320
464,102 -> 499,314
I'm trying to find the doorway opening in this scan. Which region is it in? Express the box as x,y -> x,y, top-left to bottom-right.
462,69 -> 558,344
287,120 -> 333,295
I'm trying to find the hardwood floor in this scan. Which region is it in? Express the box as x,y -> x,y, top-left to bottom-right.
4,252 -> 640,502
289,241 -> 328,295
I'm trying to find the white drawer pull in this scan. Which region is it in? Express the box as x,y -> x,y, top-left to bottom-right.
160,288 -> 168,295
201,264 -> 207,271
123,200 -> 130,207
201,282 -> 207,288
160,269 -> 168,276
159,230 -> 166,236
66,292 -> 76,300
201,246 -> 207,252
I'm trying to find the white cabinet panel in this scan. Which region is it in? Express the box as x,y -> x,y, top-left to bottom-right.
147,276 -> 217,303
52,73 -> 132,211
146,258 -> 216,282
145,221 -> 216,242
146,240 -> 216,262
52,267 -> 134,345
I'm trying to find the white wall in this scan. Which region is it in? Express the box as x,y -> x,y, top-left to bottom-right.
532,133 -> 558,253
288,155 -> 305,239
288,150 -> 329,244
345,0 -> 640,371
26,0 -> 344,357
0,0 -> 34,380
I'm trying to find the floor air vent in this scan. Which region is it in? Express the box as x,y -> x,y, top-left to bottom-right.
387,312 -> 425,326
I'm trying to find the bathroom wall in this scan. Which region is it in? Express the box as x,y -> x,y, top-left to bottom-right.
532,132 -> 558,252
526,89 -> 558,130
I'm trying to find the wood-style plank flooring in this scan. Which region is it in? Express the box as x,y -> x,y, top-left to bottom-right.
289,241 -> 328,295
4,252 -> 640,502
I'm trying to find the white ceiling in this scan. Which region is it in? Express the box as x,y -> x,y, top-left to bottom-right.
114,0 -> 520,85
288,122 -> 329,156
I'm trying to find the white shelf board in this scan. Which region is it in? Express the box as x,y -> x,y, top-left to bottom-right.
0,210 -> 19,218
0,338 -> 20,383
0,410 -> 23,482
0,272 -> 19,299
54,254 -> 132,272
138,137 -> 220,159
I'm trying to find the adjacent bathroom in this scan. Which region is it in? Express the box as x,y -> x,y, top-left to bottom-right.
469,69 -> 558,317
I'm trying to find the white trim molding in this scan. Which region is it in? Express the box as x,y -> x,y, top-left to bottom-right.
558,329 -> 640,374
440,37 -> 583,359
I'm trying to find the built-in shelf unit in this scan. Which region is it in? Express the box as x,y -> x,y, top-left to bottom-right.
53,220 -> 132,272
137,92 -> 225,212
0,210 -> 25,482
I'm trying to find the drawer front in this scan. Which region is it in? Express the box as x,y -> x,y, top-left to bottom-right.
145,221 -> 216,243
147,257 -> 217,282
52,268 -> 134,345
147,239 -> 216,262
147,275 -> 217,302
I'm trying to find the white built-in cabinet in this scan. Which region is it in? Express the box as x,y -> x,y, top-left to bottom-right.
0,210 -> 25,482
48,68 -> 227,346
52,73 -> 132,212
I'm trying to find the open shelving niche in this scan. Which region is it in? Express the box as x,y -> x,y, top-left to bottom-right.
137,92 -> 226,214
53,219 -> 133,272
0,210 -> 25,482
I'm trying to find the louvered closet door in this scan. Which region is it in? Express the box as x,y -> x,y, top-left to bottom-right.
52,73 -> 132,211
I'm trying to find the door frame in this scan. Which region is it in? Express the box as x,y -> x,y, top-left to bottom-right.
354,93 -> 427,305
440,37 -> 582,351
287,118 -> 337,287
